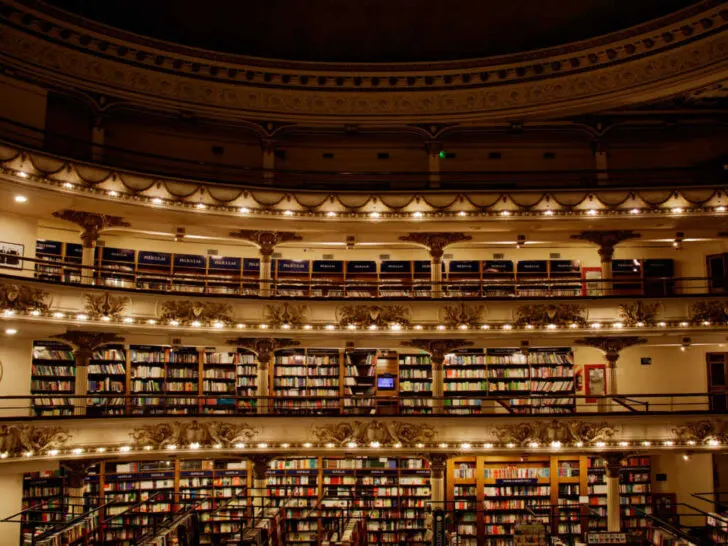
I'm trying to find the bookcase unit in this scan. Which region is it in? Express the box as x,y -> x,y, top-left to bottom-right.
88,344 -> 127,416
31,341 -> 76,417
483,261 -> 516,297
276,260 -> 311,297
202,349 -> 257,414
97,247 -> 136,288
22,470 -> 67,544
34,240 -> 64,282
345,261 -> 378,297
171,254 -> 207,293
380,260 -> 413,297
272,348 -> 341,414
311,260 -> 345,297
344,349 -> 377,414
322,456 -> 431,545
447,260 -> 482,297
129,345 -> 168,415
445,349 -> 487,415
166,347 -> 201,414
206,256 -> 243,294
587,456 -> 652,533
136,251 -> 172,291
267,457 -> 321,544
398,353 -> 433,415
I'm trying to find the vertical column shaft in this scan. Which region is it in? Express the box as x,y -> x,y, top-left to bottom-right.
426,140 -> 442,189
73,347 -> 92,416
431,257 -> 443,298
256,357 -> 270,415
431,355 -> 444,415
260,254 -> 272,297
598,246 -> 614,296
261,139 -> 276,181
606,458 -> 622,532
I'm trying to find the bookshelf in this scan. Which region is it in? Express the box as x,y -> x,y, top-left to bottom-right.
202,349 -> 237,414
398,353 -> 433,415
242,258 -> 261,295
413,260 -> 433,298
311,260 -> 345,297
587,456 -> 652,533
88,344 -> 127,416
612,259 -> 643,296
34,240 -> 64,282
171,254 -> 207,293
447,260 -> 481,297
22,470 -> 67,544
129,345 -> 167,416
273,348 -> 340,413
136,251 -> 172,291
166,347 -> 201,414
345,261 -> 378,297
322,456 -> 430,545
549,260 -> 581,297
64,243 -> 83,283
553,456 -> 587,539
207,255 -> 243,294
445,349 -> 487,415
516,260 -> 549,297
31,341 -> 76,417
97,247 -> 136,288
380,260 -> 413,297
237,350 -> 258,413
483,260 -> 515,297
267,457 -> 321,544
344,349 -> 377,414
276,260 -> 311,297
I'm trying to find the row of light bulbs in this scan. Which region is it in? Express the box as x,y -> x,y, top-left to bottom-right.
3,308 -> 718,332
14,170 -> 728,220
1,438 -> 720,462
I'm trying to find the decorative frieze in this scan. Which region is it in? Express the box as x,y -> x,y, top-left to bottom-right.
689,301 -> 728,325
442,303 -> 485,329
52,210 -> 130,247
129,421 -> 259,449
337,304 -> 411,329
514,303 -> 586,328
574,336 -> 647,364
51,330 -> 125,365
158,300 -> 233,325
311,421 -> 436,446
571,231 -> 641,261
494,420 -> 617,446
0,282 -> 50,312
0,424 -> 71,457
84,292 -> 129,320
673,419 -> 728,445
264,303 -> 308,328
618,301 -> 660,326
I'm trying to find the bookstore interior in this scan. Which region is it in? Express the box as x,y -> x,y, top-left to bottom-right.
1,0 -> 728,545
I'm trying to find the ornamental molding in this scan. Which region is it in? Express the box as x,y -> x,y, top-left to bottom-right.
571,231 -> 642,259
228,230 -> 303,256
618,302 -> 661,326
3,145 -> 728,220
574,336 -> 648,363
514,303 -> 586,328
673,419 -> 728,444
51,330 -> 124,353
264,303 -> 308,328
51,210 -> 130,246
311,421 -> 436,446
441,303 -> 486,329
337,304 -> 411,329
493,420 -> 617,446
0,1 -> 726,122
689,300 -> 728,324
129,421 -> 259,449
84,292 -> 129,320
226,338 -> 300,364
0,281 -> 50,312
0,424 -> 71,456
402,339 -> 473,366
399,233 -> 472,260
158,300 -> 233,325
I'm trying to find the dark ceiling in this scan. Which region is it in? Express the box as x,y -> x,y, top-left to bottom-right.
46,0 -> 702,63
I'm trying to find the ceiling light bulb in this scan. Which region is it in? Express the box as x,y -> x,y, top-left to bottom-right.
143,445 -> 152,451
4,328 -> 17,335
30,310 -> 41,316
369,211 -> 381,219
303,324 -> 312,330
483,443 -> 493,449
630,208 -> 640,214
576,442 -> 583,447
239,207 -> 250,214
587,209 -> 598,216
664,441 -> 674,447
259,323 -> 269,329
281,443 -> 290,448
595,441 -> 606,448
151,197 -> 163,205
551,441 -> 562,448
394,443 -> 402,449
169,320 -> 179,326
195,203 -> 206,209
72,448 -> 83,455
591,323 -> 601,329
53,312 -> 65,318
439,443 -> 448,448
461,443 -> 471,450
281,323 -> 291,329
213,444 -> 222,449
108,190 -> 119,197
96,447 -> 106,453
17,171 -> 28,178
257,443 -> 268,449
325,324 -> 335,330
369,441 -> 381,448
717,206 -> 726,212
189,443 -> 200,450
235,443 -> 246,449
412,211 -> 423,218
503,324 -> 512,330
544,210 -> 554,216
213,321 -> 224,329
303,443 -> 312,448
47,449 -> 59,456
14,195 -> 28,203
62,183 -> 74,189
414,325 -> 423,330
191,321 -> 202,327
547,324 -> 557,330
619,441 -> 629,447
284,210 -> 293,216
166,444 -> 177,450
327,211 -> 337,217
501,210 -> 511,217
458,211 -> 467,217
119,446 -> 131,452
146,319 -> 157,325
76,314 -> 88,321
123,317 -> 133,323
101,315 -> 111,322
672,207 -> 684,214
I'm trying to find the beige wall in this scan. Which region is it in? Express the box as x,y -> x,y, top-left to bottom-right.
651,453 -> 714,526
0,473 -> 23,545
0,338 -> 33,418
0,213 -> 38,278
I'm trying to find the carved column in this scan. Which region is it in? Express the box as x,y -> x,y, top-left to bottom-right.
428,453 -> 448,509
404,340 -> 473,414
400,233 -> 473,298
64,463 -> 89,517
228,338 -> 299,415
604,453 -> 625,532
52,210 -> 130,285
53,331 -> 124,416
261,138 -> 276,181
249,455 -> 274,510
229,230 -> 303,297
570,231 -> 640,295
425,140 -> 442,188
574,337 -> 646,410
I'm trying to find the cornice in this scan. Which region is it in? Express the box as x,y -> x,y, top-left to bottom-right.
2,142 -> 728,221
0,1 -> 727,123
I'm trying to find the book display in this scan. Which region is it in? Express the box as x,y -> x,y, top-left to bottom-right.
22,470 -> 67,544
311,260 -> 345,297
345,261 -> 378,297
171,254 -> 207,293
34,240 -> 64,282
398,353 -> 433,414
31,341 -> 76,417
207,256 -> 243,294
165,347 -> 201,414
380,260 -> 413,297
272,348 -> 340,413
275,260 -> 311,296
88,345 -> 127,416
267,457 -> 320,544
344,349 -> 377,414
97,247 -> 135,288
203,349 -> 257,414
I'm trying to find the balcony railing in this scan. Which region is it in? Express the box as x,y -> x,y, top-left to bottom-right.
0,393 -> 720,420
1,255 -> 722,300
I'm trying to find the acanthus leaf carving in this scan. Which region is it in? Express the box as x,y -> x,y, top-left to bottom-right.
689,301 -> 728,325
673,419 -> 728,444
264,303 -> 308,328
130,421 -> 259,449
337,304 -> 411,329
514,303 -> 586,328
618,301 -> 660,326
84,292 -> 129,320
442,303 -> 485,328
493,420 -> 616,446
0,282 -> 51,313
226,338 -> 300,365
311,421 -> 435,446
228,230 -> 302,256
0,424 -> 72,456
159,300 -> 233,325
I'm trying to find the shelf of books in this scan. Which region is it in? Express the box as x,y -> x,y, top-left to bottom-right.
553,457 -> 587,539
166,347 -> 201,415
380,261 -> 413,297
97,247 -> 136,288
22,470 -> 67,544
707,511 -> 728,545
345,261 -> 378,298
203,349 -> 257,414
35,240 -> 65,282
129,345 -> 168,415
171,254 -> 208,293
207,256 -> 243,295
344,349 -> 377,414
586,456 -> 652,534
311,260 -> 345,297
276,260 -> 311,297
447,260 -> 482,297
31,341 -> 76,417
322,456 -> 431,545
444,348 -> 575,415
398,353 -> 433,415
88,344 -> 127,416
267,457 -> 321,545
272,348 -> 340,414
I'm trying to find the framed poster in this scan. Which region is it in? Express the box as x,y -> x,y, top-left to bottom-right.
585,364 -> 606,403
582,267 -> 602,296
0,241 -> 24,269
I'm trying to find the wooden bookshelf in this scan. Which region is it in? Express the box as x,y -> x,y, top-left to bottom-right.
445,349 -> 487,415
549,260 -> 581,297
129,345 -> 167,415
483,260 -> 515,297
22,470 -> 67,544
344,349 -> 377,414
516,260 -> 549,297
242,258 -> 261,295
413,260 -> 433,298
88,344 -> 127,417
311,260 -> 345,297
345,261 -> 378,297
398,353 -> 433,415
34,240 -> 64,282
380,260 -> 413,297
31,341 -> 76,417
275,259 -> 311,297
207,255 -> 243,294
136,251 -> 172,291
447,260 -> 481,297
97,247 -> 136,288
171,253 -> 207,293
166,347 -> 201,414
267,457 -> 321,545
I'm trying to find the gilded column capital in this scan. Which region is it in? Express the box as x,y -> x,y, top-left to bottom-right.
249,455 -> 275,480
399,233 -> 472,262
229,230 -> 303,257
574,336 -> 647,366
570,230 -> 641,261
604,452 -> 626,478
52,210 -> 130,247
427,453 -> 449,479
51,330 -> 125,366
226,337 -> 300,366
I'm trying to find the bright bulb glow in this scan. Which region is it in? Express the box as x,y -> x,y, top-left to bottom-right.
630,208 -> 640,214
369,211 -> 381,219
394,443 -> 402,449
547,324 -> 557,330
414,325 -> 423,330
257,443 -> 268,449
591,323 -> 601,329
368,324 -> 378,331
326,443 -> 335,448
213,321 -> 224,329
259,323 -> 269,329
688,440 -> 696,446
119,446 -> 131,452
96,447 -> 106,453
481,324 -> 490,330
72,448 -> 83,455
152,197 -> 163,205
613,322 -> 623,329
506,443 -> 515,449
587,209 -> 598,216
529,442 -> 539,448
0,452 -> 7,459
570,323 -> 578,329
146,319 -> 157,325
703,321 -> 711,326
303,442 -> 312,448
191,321 -> 202,327
76,314 -> 88,321
17,171 -> 28,178
576,442 -> 583,447
63,183 -> 74,189
439,443 -> 448,448
101,315 -> 111,322
123,317 -> 133,323
169,320 -> 179,326
681,322 -> 689,327
189,443 -> 200,450
412,211 -> 423,218
595,441 -> 606,448
303,324 -> 312,330
503,324 -> 512,330
664,441 -> 674,447
619,441 -> 629,447
4,328 -> 17,335
525,324 -> 534,330
30,310 -> 41,316
24,451 -> 33,458
544,210 -> 554,216
347,442 -> 358,448
370,441 -> 381,448
501,211 -> 511,217
213,444 -> 222,449
458,211 -> 467,217
166,444 -> 177,450
461,443 -> 471,450
483,443 -> 493,449
636,322 -> 645,327
108,190 -> 119,197
458,324 -> 468,330
54,312 -> 65,318
235,443 -> 246,449
239,207 -> 250,214
325,324 -> 335,330
709,439 -> 720,447
48,449 -> 59,456
143,445 -> 152,451
281,443 -> 290,448
195,203 -> 206,209
283,210 -> 293,216
658,321 -> 666,327
389,323 -> 402,331
327,211 -> 337,217
717,206 -> 726,212
416,443 -> 425,448
281,323 -> 291,330
551,441 -> 562,449
672,207 -> 684,214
